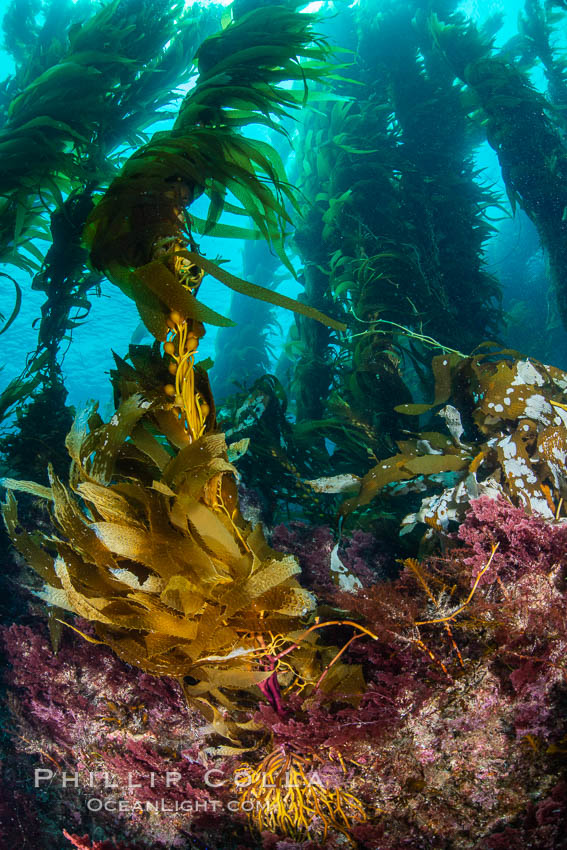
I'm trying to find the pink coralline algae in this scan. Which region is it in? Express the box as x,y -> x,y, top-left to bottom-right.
270,522 -> 388,598
63,831 -> 146,850
1,620 -> 199,752
476,781 -> 567,849
0,620 -> 230,848
456,494 -> 567,583
256,498 -> 567,848
1,496 -> 567,849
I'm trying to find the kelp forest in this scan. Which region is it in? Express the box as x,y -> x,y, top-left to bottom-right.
0,0 -> 566,848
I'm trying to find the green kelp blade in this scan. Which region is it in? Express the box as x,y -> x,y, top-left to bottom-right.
134,260 -> 236,328
189,215 -> 276,241
1,491 -> 60,585
179,251 -> 347,332
0,274 -> 22,336
14,115 -> 91,144
0,374 -> 41,420
203,184 -> 227,234
394,403 -> 435,416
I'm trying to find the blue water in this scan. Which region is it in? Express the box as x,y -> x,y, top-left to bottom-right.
0,0 -> 564,412
0,0 -> 301,414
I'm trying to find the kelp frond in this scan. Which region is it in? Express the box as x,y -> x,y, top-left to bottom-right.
0,0 -> 209,265
1,384 -> 320,740
0,5 -> 360,747
84,3 -> 346,329
339,346 -> 567,527
0,271 -> 22,336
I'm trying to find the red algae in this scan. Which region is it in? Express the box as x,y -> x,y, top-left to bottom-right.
2,496 -> 566,848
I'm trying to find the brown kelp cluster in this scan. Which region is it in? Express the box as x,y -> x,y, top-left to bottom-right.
3,385 -> 322,744
229,0 -> 567,527
429,1 -> 567,329
226,0 -> 508,522
340,345 -> 567,532
1,2 -> 364,763
290,0 -> 502,422
0,0 -> 213,275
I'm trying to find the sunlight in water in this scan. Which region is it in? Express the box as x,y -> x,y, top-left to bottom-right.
184,0 -> 232,6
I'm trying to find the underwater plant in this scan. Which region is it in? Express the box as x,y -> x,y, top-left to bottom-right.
290,0 -> 502,434
4,490 -> 567,847
0,0 -> 219,485
335,344 -> 567,538
4,3 -> 567,847
0,370 -> 41,431
1,4 -> 369,770
0,189 -> 99,482
235,747 -> 367,841
0,0 -> 214,270
0,378 -> 74,483
517,0 -> 567,110
429,3 -> 567,331
248,0 -> 506,526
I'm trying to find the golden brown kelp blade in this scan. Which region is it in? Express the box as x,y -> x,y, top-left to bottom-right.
2,390 -> 318,738
340,347 -> 567,526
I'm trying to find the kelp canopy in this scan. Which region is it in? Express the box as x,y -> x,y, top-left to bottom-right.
83,2 -> 346,337
1,2 -> 362,746
0,0 -> 213,274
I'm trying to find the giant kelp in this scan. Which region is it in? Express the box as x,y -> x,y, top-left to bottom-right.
338,345 -> 567,536
0,190 -> 96,483
0,0 -> 218,486
2,387 -> 321,744
429,3 -> 567,331
1,4 -> 363,762
287,0 -> 502,475
218,373 -> 344,524
0,0 -> 92,124
0,0 -> 214,271
2,2 -> 567,846
517,0 -> 567,111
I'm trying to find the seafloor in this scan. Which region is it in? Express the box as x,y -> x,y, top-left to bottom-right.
1,486 -> 566,849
